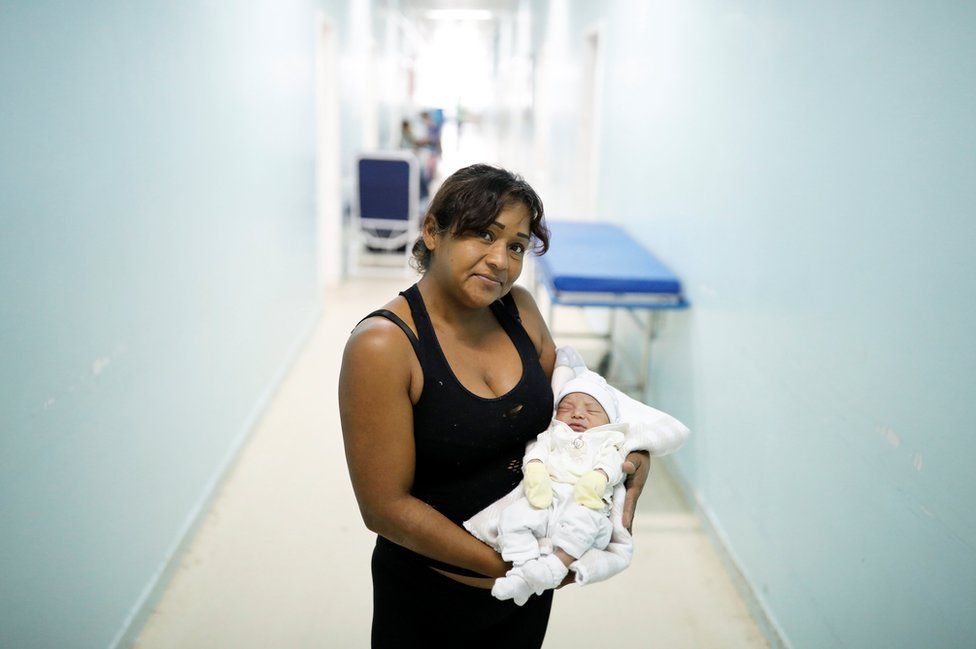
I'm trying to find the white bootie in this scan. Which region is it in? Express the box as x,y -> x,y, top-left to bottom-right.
553,346 -> 589,397
555,346 -> 587,372
521,553 -> 569,591
491,554 -> 569,607
492,571 -> 535,606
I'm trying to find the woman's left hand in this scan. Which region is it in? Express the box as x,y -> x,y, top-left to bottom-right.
621,450 -> 651,532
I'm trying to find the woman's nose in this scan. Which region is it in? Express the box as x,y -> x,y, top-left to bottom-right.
485,242 -> 508,270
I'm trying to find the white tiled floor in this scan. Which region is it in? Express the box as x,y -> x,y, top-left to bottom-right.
133,277 -> 767,648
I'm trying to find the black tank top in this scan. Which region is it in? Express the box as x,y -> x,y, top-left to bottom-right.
361,283 -> 553,576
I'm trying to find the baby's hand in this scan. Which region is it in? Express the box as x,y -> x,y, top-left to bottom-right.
574,470 -> 608,510
524,461 -> 553,509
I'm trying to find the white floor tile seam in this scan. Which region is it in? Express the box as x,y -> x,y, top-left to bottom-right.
134,277 -> 767,649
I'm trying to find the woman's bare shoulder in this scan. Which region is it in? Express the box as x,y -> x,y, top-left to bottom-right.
507,284 -> 555,376
508,284 -> 546,331
347,294 -> 416,346
342,293 -> 422,397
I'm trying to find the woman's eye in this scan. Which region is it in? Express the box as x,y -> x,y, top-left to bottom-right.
510,243 -> 526,255
477,230 -> 493,242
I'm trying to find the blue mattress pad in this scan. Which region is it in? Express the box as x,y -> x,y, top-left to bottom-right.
538,221 -> 683,296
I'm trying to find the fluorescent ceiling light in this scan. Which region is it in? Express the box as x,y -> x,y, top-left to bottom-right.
424,9 -> 493,21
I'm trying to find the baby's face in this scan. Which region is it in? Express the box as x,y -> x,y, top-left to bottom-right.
555,392 -> 610,432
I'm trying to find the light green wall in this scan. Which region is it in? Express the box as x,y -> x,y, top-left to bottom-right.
0,1 -> 368,647
534,1 -> 976,646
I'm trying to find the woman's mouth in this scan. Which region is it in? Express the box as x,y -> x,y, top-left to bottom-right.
474,274 -> 502,287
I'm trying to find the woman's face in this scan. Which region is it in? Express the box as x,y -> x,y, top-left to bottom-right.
424,202 -> 532,308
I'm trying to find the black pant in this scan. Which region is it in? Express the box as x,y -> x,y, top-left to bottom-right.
371,543 -> 553,648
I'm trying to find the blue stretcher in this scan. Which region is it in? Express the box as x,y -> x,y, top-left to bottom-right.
535,221 -> 688,396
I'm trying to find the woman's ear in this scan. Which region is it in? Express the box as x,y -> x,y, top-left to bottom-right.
421,216 -> 439,251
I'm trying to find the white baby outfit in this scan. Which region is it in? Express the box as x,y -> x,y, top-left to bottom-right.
491,420 -> 628,604
499,420 -> 625,562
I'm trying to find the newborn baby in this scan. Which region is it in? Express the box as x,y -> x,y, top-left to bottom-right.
492,369 -> 627,605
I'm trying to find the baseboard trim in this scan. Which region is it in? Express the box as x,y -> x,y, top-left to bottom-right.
108,303 -> 323,649
661,457 -> 791,649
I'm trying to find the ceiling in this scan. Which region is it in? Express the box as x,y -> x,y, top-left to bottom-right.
399,0 -> 521,16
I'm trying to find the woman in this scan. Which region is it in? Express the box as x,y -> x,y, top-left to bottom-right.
339,164 -> 650,647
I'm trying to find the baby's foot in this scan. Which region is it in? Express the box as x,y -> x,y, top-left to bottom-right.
492,571 -> 535,606
520,553 -> 569,591
555,346 -> 587,372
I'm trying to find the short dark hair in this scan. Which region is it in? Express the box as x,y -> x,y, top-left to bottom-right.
411,164 -> 549,272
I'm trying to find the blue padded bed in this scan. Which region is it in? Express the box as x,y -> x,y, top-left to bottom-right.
534,221 -> 687,396
537,221 -> 687,308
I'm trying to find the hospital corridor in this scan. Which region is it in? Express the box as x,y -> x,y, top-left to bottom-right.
2,1 -> 974,648
129,277 -> 766,648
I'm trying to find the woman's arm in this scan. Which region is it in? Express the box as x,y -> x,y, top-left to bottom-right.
338,319 -> 510,578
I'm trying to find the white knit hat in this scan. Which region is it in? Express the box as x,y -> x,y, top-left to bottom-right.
554,369 -> 619,423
